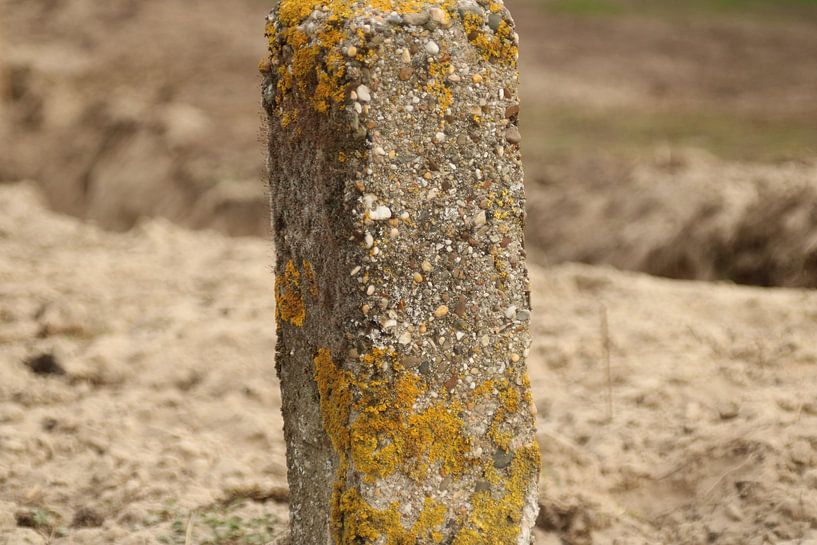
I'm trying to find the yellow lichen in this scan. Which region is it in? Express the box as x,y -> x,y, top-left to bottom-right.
314,348 -> 353,452
265,0 -> 468,127
313,348 -> 465,543
426,59 -> 454,117
351,350 -> 471,479
338,490 -> 447,545
462,13 -> 518,65
275,259 -> 306,327
453,444 -> 541,545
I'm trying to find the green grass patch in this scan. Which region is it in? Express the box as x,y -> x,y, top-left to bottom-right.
524,105 -> 817,163
541,0 -> 817,17
546,0 -> 627,15
155,500 -> 285,545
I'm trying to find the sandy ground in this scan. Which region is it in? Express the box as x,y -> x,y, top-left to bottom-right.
2,182 -> 816,544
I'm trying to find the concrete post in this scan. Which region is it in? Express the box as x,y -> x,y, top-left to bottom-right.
262,0 -> 539,543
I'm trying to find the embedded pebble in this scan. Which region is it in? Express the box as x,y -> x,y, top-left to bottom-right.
493,448 -> 513,469
717,401 -> 740,420
369,205 -> 392,221
429,7 -> 450,26
457,0 -> 485,18
434,305 -> 449,318
488,12 -> 503,31
403,11 -> 430,26
356,84 -> 371,102
505,125 -> 522,144
421,260 -> 433,272
425,40 -> 440,55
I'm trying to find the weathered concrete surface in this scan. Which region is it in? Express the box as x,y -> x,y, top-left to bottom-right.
262,0 -> 539,543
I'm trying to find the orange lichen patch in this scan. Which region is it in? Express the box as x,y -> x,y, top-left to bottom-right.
314,348 -> 353,452
313,346 -> 473,542
462,13 -> 518,65
426,59 -> 454,116
414,497 -> 447,543
351,350 -> 471,479
453,444 -> 541,545
521,373 -> 533,405
472,379 -> 497,398
499,383 -> 520,413
275,259 -> 306,327
485,380 -> 523,450
312,349 -> 355,543
266,0 -> 459,121
278,0 -> 454,26
338,490 -> 447,545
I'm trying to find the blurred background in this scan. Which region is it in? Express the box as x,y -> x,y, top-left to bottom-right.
4,0 -> 817,286
3,1 -> 817,544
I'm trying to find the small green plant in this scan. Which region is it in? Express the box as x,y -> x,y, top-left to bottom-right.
156,500 -> 283,545
15,507 -> 59,534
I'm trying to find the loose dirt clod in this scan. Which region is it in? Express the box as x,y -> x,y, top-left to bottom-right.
23,353 -> 65,376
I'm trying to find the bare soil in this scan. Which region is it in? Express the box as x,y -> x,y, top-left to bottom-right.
2,183 -> 816,544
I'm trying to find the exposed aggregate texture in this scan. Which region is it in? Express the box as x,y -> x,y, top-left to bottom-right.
262,0 -> 539,543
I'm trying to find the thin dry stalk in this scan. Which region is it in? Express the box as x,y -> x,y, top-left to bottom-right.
184,513 -> 195,545
600,304 -> 613,422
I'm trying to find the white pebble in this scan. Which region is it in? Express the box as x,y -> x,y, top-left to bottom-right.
425,40 -> 440,56
369,205 -> 392,221
429,7 -> 450,26
356,84 -> 371,102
